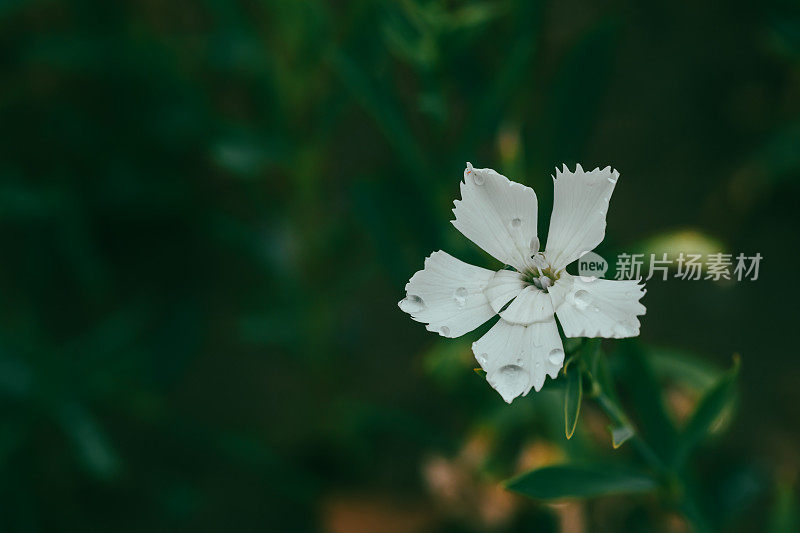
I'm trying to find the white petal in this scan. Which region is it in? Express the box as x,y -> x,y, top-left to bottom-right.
526,318 -> 565,392
498,286 -> 555,325
472,317 -> 565,403
483,270 -> 525,313
398,251 -> 497,338
451,163 -> 539,271
548,273 -> 646,338
544,164 -> 619,271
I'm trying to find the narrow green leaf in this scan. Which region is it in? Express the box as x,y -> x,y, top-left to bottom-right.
618,340 -> 677,461
609,424 -> 635,449
582,343 -> 636,449
585,340 -> 618,401
56,402 -> 120,480
326,49 -> 431,189
564,362 -> 582,439
647,346 -> 723,390
674,356 -> 740,467
769,482 -> 799,533
505,463 -> 658,499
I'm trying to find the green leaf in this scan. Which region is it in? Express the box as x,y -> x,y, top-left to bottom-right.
674,356 -> 740,467
647,346 -> 723,391
618,340 -> 678,461
56,402 -> 120,481
609,424 -> 635,449
564,360 -> 582,439
585,340 -> 617,401
583,343 -> 635,449
505,463 -> 658,499
769,482 -> 799,533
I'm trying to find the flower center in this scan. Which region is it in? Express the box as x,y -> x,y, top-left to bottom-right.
521,254 -> 560,292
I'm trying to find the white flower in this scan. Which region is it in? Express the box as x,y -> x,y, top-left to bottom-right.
398,163 -> 646,403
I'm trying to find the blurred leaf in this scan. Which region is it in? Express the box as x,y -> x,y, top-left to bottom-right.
633,229 -> 725,265
505,463 -> 658,499
0,353 -> 32,398
647,346 -> 723,391
55,402 -> 120,481
769,482 -> 800,533
618,340 -> 678,462
674,356 -> 740,467
564,357 -> 582,439
584,341 -> 635,449
585,339 -> 615,399
542,19 -> 619,163
447,1 -> 507,31
459,0 -> 541,156
326,48 -> 429,186
609,424 -> 635,449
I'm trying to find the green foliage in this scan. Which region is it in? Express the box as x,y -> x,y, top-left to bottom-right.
0,0 -> 795,530
505,463 -> 658,499
673,356 -> 741,468
563,355 -> 583,440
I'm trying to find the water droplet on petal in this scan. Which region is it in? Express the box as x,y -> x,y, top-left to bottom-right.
454,287 -> 468,307
573,290 -> 591,309
510,217 -> 522,228
440,326 -> 450,337
529,237 -> 540,253
515,357 -> 523,366
548,348 -> 565,366
477,353 -> 488,366
399,295 -> 425,313
608,173 -> 618,184
472,172 -> 485,186
494,365 -> 528,403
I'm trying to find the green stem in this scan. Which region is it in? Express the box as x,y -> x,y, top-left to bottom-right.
588,373 -> 711,532
593,390 -> 667,475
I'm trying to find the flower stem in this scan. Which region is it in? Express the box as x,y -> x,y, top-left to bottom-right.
588,375 -> 711,532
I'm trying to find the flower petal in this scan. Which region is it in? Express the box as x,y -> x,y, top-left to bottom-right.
483,270 -> 526,313
548,273 -> 646,338
544,165 -> 619,271
451,163 -> 539,271
398,251 -> 497,338
472,317 -> 565,403
498,286 -> 555,325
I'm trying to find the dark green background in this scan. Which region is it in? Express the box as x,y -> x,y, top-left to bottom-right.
1,0 -> 798,531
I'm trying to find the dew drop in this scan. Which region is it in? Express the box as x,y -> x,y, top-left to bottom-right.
515,357 -> 523,366
499,364 -> 521,375
548,348 -> 565,366
529,237 -> 540,253
573,289 -> 591,309
400,295 -> 425,313
477,353 -> 488,366
608,173 -> 618,184
440,326 -> 450,337
472,172 -> 485,186
510,217 -> 522,228
453,286 -> 468,308
494,364 -> 528,402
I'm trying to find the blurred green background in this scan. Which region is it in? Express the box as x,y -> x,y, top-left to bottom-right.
1,0 -> 799,531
